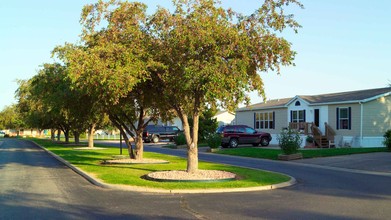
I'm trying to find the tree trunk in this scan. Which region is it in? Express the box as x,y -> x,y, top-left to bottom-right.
74,132 -> 80,144
51,129 -> 55,141
188,111 -> 199,173
64,130 -> 69,143
180,111 -> 199,174
134,131 -> 144,160
88,124 -> 95,148
57,129 -> 61,141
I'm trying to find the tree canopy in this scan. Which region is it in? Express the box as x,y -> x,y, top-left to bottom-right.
15,0 -> 302,173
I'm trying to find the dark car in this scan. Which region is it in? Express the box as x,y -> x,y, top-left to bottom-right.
143,125 -> 181,143
217,125 -> 272,148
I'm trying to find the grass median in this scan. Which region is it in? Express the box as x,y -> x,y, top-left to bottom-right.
32,138 -> 290,190
217,147 -> 389,160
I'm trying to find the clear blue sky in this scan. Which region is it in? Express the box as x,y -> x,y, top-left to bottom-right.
1,0 -> 390,110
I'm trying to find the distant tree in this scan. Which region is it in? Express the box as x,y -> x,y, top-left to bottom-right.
16,79 -> 50,136
0,105 -> 25,135
148,0 -> 302,173
24,63 -> 104,145
188,108 -> 218,141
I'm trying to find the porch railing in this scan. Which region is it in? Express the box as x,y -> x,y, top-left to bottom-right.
289,122 -> 313,135
324,122 -> 336,146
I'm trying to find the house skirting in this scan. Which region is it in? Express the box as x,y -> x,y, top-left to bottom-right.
270,134 -> 385,148
334,136 -> 384,148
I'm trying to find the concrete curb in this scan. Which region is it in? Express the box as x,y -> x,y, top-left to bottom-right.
30,140 -> 296,194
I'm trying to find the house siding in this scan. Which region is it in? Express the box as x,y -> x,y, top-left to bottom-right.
273,108 -> 289,133
236,108 -> 287,134
235,111 -> 255,128
362,95 -> 391,136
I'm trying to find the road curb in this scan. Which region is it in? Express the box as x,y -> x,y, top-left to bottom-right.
30,140 -> 296,194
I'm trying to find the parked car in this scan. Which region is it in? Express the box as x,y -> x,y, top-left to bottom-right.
143,125 -> 181,143
0,131 -> 5,138
216,125 -> 272,148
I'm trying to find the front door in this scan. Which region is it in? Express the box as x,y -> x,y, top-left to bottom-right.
314,109 -> 320,127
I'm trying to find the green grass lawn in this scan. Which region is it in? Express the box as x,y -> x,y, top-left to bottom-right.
217,147 -> 389,160
31,138 -> 290,190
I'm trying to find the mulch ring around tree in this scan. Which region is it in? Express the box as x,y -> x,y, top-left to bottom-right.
144,170 -> 237,182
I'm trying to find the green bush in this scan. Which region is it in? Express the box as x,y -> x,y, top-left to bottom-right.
306,135 -> 314,143
206,133 -> 222,149
174,133 -> 187,145
383,129 -> 391,150
277,128 -> 302,155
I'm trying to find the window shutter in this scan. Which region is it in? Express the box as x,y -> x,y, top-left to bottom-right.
348,107 -> 352,130
273,111 -> 275,129
336,108 -> 339,130
290,111 -> 293,122
303,110 -> 306,122
254,113 -> 256,129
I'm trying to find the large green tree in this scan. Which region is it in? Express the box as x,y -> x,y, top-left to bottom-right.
55,1 -> 169,159
148,0 -> 302,173
25,63 -> 103,145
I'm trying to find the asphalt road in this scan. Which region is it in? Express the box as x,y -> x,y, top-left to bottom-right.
1,139 -> 391,219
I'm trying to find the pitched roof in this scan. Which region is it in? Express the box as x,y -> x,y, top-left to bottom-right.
237,87 -> 391,112
300,87 -> 391,104
237,98 -> 292,111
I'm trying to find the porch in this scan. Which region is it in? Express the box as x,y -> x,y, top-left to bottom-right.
289,122 -> 336,148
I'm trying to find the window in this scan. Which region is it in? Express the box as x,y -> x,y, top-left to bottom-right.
254,112 -> 275,129
291,110 -> 305,123
295,101 -> 301,106
337,107 -> 351,130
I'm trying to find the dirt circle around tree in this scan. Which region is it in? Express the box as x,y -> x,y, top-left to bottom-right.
145,170 -> 237,182
101,158 -> 237,182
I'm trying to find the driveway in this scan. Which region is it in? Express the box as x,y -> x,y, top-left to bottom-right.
291,152 -> 391,174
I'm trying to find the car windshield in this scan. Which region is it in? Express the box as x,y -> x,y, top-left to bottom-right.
245,127 -> 256,134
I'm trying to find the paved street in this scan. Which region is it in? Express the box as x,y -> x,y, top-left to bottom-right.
1,139 -> 391,219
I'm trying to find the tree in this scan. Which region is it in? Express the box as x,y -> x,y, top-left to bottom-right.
148,0 -> 302,173
0,104 -> 25,135
54,1 -> 170,159
24,63 -> 102,145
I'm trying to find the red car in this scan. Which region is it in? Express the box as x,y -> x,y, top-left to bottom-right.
217,125 -> 272,148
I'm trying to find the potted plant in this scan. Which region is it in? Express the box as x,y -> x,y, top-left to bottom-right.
305,135 -> 315,148
277,128 -> 303,160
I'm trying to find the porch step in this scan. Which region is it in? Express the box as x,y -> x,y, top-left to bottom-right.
318,137 -> 335,148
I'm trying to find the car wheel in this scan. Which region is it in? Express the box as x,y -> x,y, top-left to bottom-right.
152,135 -> 159,143
229,138 -> 239,148
252,143 -> 259,147
260,137 -> 270,146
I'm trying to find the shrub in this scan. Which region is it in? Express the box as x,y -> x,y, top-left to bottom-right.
206,133 -> 222,149
278,128 -> 302,155
174,133 -> 187,145
306,135 -> 314,143
383,129 -> 391,150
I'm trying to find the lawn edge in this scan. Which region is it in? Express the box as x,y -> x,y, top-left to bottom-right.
30,140 -> 296,194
